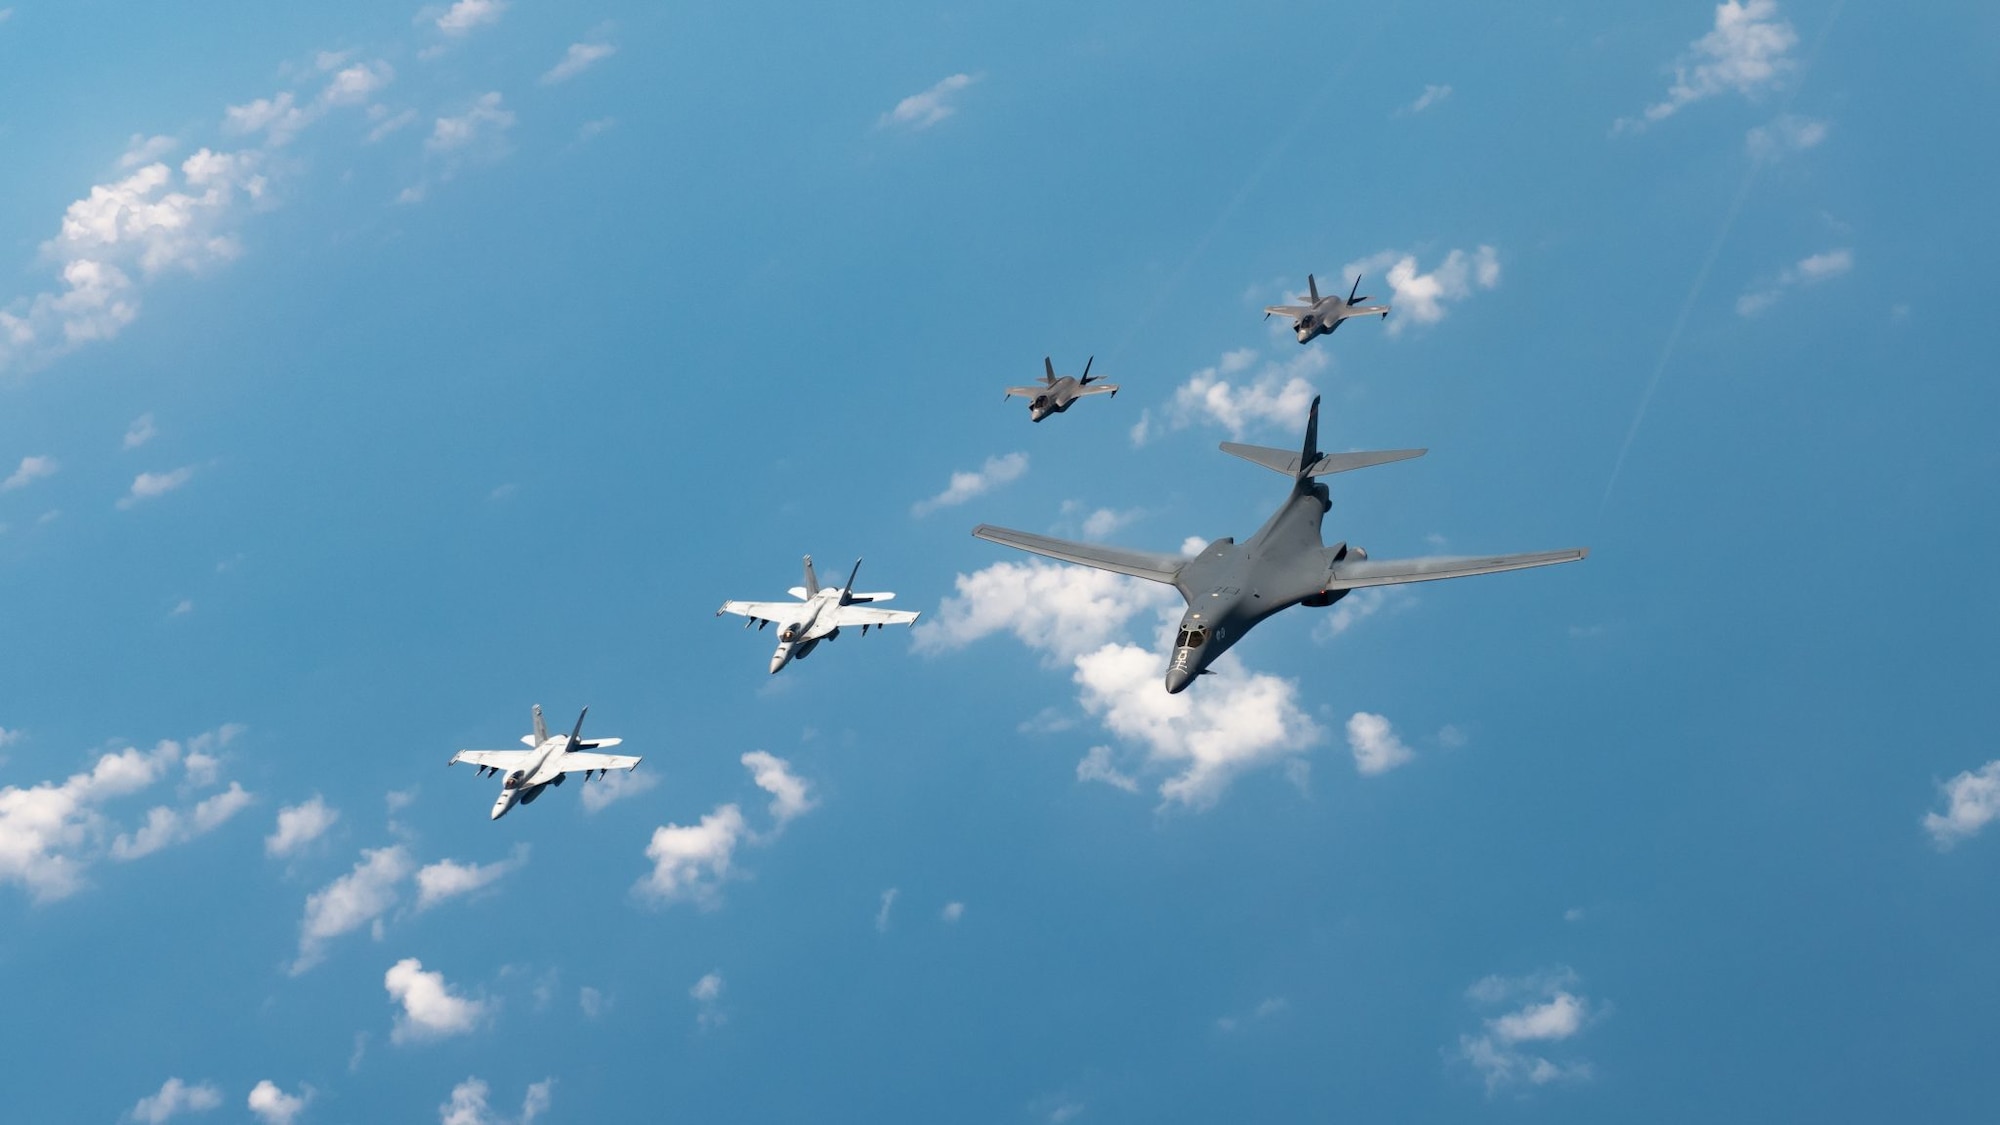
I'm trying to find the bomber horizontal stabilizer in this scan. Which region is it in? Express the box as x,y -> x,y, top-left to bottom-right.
1219,442 -> 1427,477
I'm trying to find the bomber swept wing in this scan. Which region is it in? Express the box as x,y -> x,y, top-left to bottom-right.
970,525 -> 1187,585
1323,549 -> 1589,590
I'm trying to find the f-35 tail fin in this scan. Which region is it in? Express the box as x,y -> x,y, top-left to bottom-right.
1043,357 -> 1057,385
1308,273 -> 1320,304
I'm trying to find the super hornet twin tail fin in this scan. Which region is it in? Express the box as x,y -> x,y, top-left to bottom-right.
1217,396 -> 1426,480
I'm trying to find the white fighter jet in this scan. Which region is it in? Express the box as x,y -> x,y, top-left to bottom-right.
449,705 -> 640,820
716,556 -> 920,673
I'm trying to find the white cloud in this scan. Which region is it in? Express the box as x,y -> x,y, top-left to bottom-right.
635,803 -> 746,907
1617,0 -> 1798,132
292,845 -> 414,973
579,767 -> 657,813
128,1077 -> 223,1123
117,466 -> 196,509
385,957 -> 489,1043
435,1074 -> 551,1125
690,971 -> 726,1030
1747,113 -> 1827,160
1130,347 -> 1321,446
415,844 -> 529,910
436,0 -> 506,36
542,41 -> 616,84
0,734 -> 236,901
1217,995 -> 1290,1033
1925,759 -> 2000,848
322,61 -> 395,107
124,413 -> 157,449
1076,745 -> 1140,792
428,92 -> 514,154
1457,967 -> 1599,1094
579,985 -> 607,1018
916,559 -> 1174,664
1,455 -> 57,491
365,108 -> 420,144
1398,84 -> 1453,115
1736,247 -> 1853,316
266,795 -> 339,857
246,1080 -> 310,1125
1345,712 -> 1415,777
879,73 -> 977,130
912,451 -> 1028,516
1310,586 -> 1406,642
521,1080 -> 553,1125
875,886 -> 898,932
940,901 -> 965,923
110,781 -> 253,860
742,750 -> 816,830
1340,246 -> 1500,334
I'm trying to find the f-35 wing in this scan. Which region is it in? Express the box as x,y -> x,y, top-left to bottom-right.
1263,304 -> 1313,318
1324,548 -> 1589,591
557,751 -> 641,774
1072,384 -> 1118,397
827,604 -> 920,628
1003,386 -> 1048,399
717,600 -> 803,625
451,749 -> 533,770
972,524 -> 1187,585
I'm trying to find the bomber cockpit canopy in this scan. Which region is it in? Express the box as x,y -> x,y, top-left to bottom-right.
1174,626 -> 1208,650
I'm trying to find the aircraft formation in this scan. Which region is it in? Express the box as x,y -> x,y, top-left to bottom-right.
450,270 -> 1586,814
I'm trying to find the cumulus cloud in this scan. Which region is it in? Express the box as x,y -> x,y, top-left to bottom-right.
1397,84 -> 1453,116
1310,586 -> 1406,642
1925,760 -> 2000,848
436,1077 -> 552,1125
1130,347 -> 1321,446
117,466 -> 196,509
1,455 -> 57,491
636,803 -> 746,907
912,452 -> 1028,516
1344,712 -> 1415,777
1617,0 -> 1798,132
110,782 -> 253,860
292,845 -> 414,973
427,92 -> 514,154
1457,967 -> 1599,1094
879,73 -> 977,130
124,413 -> 157,449
385,957 -> 489,1043
1736,247 -> 1852,315
1341,246 -> 1501,334
436,0 -> 506,36
266,795 -> 339,857
1076,745 -> 1140,792
542,41 -> 616,84
916,559 -> 1174,664
0,733 -> 241,901
415,844 -> 529,910
246,1081 -> 310,1125
579,767 -> 657,813
690,971 -> 726,1030
128,1077 -> 223,1123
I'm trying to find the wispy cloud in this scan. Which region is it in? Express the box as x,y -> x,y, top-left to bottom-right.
128,1078 -> 224,1124
1735,247 -> 1851,315
427,92 -> 515,154
0,455 -> 57,491
265,795 -> 339,858
123,413 -> 157,449
436,1077 -> 553,1125
1925,759 -> 2000,848
414,844 -> 529,910
1616,0 -> 1798,133
1746,113 -> 1827,160
293,845 -> 414,972
1456,967 -> 1601,1094
117,466 -> 196,509
1344,712 -> 1415,776
875,887 -> 899,932
435,0 -> 506,37
690,971 -> 726,1030
879,73 -> 978,130
541,41 -> 616,85
912,452 -> 1028,516
1396,84 -> 1453,116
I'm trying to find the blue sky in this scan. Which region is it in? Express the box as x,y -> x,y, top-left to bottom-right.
3,0 -> 1998,1120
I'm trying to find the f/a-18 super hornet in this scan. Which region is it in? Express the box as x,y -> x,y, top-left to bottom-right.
717,556 -> 921,673
449,705 -> 639,820
1004,356 -> 1119,422
1265,273 -> 1390,344
973,397 -> 1586,694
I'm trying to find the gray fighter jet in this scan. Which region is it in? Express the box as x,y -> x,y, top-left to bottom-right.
1004,356 -> 1119,422
1265,273 -> 1390,344
972,397 -> 1586,693
717,556 -> 921,673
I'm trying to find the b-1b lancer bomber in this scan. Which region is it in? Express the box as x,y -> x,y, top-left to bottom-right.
1265,274 -> 1390,344
449,705 -> 640,820
1004,356 -> 1119,422
717,556 -> 921,673
973,398 -> 1586,694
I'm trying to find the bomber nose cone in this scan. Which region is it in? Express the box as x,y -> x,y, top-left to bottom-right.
1164,666 -> 1195,694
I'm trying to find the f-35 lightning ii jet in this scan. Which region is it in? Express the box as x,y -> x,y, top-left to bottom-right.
1265,273 -> 1390,344
973,397 -> 1586,694
1003,356 -> 1119,422
449,705 -> 639,820
717,556 -> 921,673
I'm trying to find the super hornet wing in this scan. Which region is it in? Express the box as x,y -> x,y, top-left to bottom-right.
451,749 -> 534,770
717,600 -> 803,625
827,604 -> 921,628
972,525 -> 1187,585
555,751 -> 641,775
1323,548 -> 1589,590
